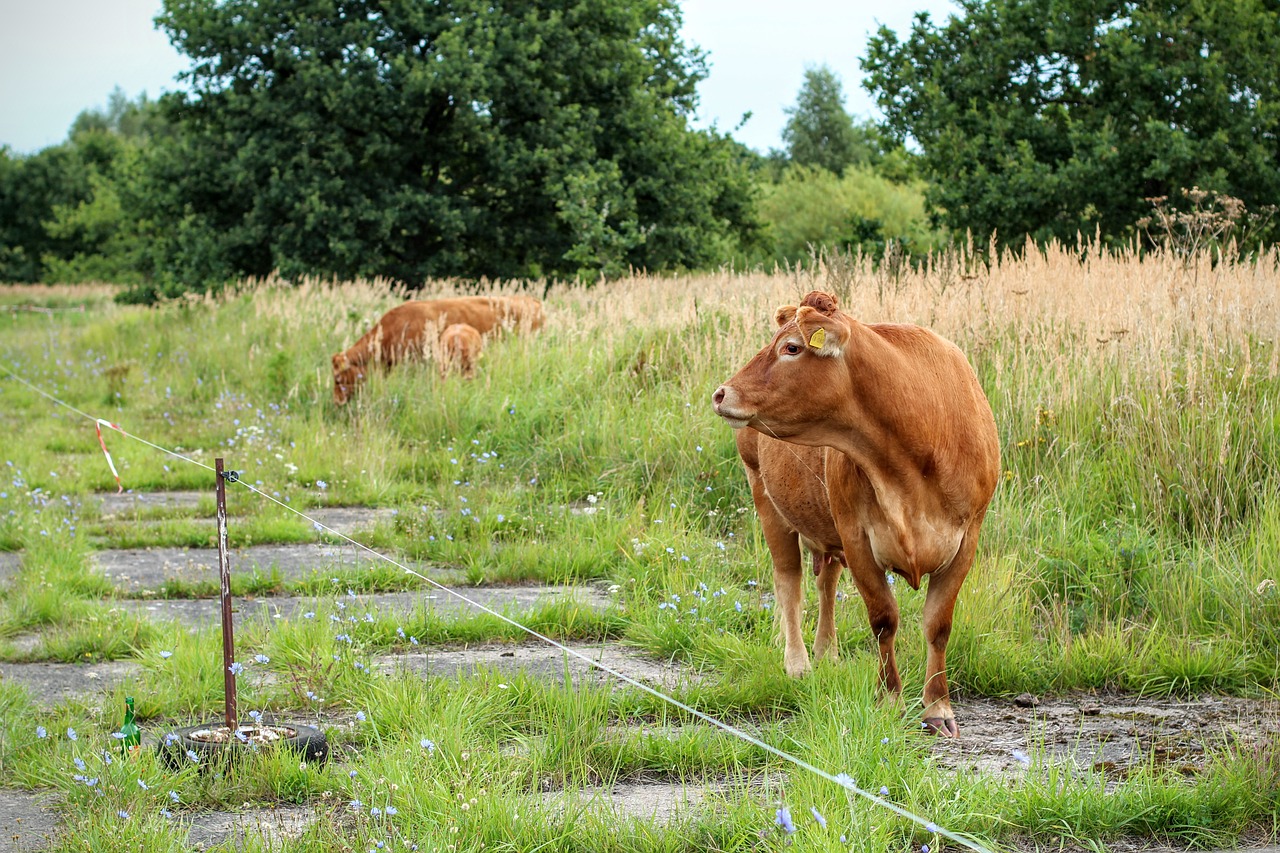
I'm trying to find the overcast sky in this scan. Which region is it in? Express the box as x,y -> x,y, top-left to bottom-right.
0,0 -> 958,156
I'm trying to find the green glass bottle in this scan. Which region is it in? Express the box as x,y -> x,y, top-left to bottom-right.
120,696 -> 142,755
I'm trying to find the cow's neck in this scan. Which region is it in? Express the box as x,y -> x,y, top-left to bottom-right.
820,324 -> 968,568
825,323 -> 928,474
344,345 -> 371,368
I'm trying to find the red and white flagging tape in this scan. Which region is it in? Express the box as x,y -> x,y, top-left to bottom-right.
95,418 -> 126,493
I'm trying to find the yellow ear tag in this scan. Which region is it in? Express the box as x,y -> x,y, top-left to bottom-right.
808,328 -> 826,349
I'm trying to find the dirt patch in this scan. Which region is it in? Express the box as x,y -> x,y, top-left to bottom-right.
376,642 -> 697,691
0,789 -> 59,851
934,693 -> 1280,786
92,543 -> 445,594
1005,841 -> 1280,853
0,660 -> 141,710
111,584 -> 612,627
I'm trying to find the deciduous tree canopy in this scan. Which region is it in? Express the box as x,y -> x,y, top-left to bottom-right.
781,65 -> 877,175
145,0 -> 758,291
863,0 -> 1280,247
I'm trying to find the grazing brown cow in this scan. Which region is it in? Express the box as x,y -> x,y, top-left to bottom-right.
711,291 -> 999,737
438,323 -> 483,379
331,295 -> 544,404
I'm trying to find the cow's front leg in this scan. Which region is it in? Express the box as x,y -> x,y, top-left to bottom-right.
747,490 -> 808,676
764,520 -> 807,676
812,552 -> 842,663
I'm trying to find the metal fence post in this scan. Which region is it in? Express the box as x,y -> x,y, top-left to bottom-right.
215,457 -> 237,732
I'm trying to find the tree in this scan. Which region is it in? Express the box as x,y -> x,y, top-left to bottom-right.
781,65 -> 883,175
142,0 -> 758,293
0,90 -> 166,284
0,144 -> 95,282
69,87 -> 164,143
863,0 -> 1280,248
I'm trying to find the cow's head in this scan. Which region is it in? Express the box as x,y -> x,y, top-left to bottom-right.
712,291 -> 852,443
331,352 -> 364,406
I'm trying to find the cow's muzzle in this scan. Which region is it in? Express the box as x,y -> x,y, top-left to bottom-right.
711,385 -> 751,429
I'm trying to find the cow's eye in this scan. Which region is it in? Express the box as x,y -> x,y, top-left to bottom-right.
783,343 -> 802,355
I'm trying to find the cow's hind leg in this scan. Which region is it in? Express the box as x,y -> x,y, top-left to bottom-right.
844,538 -> 902,697
920,528 -> 980,738
812,552 -> 842,663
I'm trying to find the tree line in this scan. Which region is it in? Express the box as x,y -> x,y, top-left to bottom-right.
2,0 -> 1276,301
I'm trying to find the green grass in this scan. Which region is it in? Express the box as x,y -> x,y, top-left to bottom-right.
0,259 -> 1278,850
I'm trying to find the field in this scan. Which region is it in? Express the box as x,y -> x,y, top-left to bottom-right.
0,242 -> 1278,852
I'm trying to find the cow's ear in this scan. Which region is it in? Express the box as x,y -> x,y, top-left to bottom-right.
795,306 -> 847,357
774,305 -> 797,327
332,353 -> 347,370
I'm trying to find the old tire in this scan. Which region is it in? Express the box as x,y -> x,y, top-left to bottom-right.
158,722 -> 328,770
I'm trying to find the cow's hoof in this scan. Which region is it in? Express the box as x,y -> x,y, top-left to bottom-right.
922,717 -> 959,738
783,652 -> 813,676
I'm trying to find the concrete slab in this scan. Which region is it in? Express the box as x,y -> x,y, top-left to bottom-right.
548,780 -> 710,823
111,585 -> 612,628
183,804 -> 315,851
93,491 -> 208,517
0,660 -> 141,710
0,789 -> 59,852
0,552 -> 20,587
541,774 -> 777,825
93,491 -> 399,532
92,543 -> 440,594
306,506 -> 399,535
375,643 -> 696,691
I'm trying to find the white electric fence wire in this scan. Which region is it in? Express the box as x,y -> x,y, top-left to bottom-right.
1,362 -> 992,852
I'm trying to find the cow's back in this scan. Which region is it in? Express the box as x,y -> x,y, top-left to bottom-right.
421,295 -> 545,336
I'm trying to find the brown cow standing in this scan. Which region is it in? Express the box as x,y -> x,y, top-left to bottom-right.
438,323 -> 484,380
711,291 -> 999,737
332,295 -> 544,404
